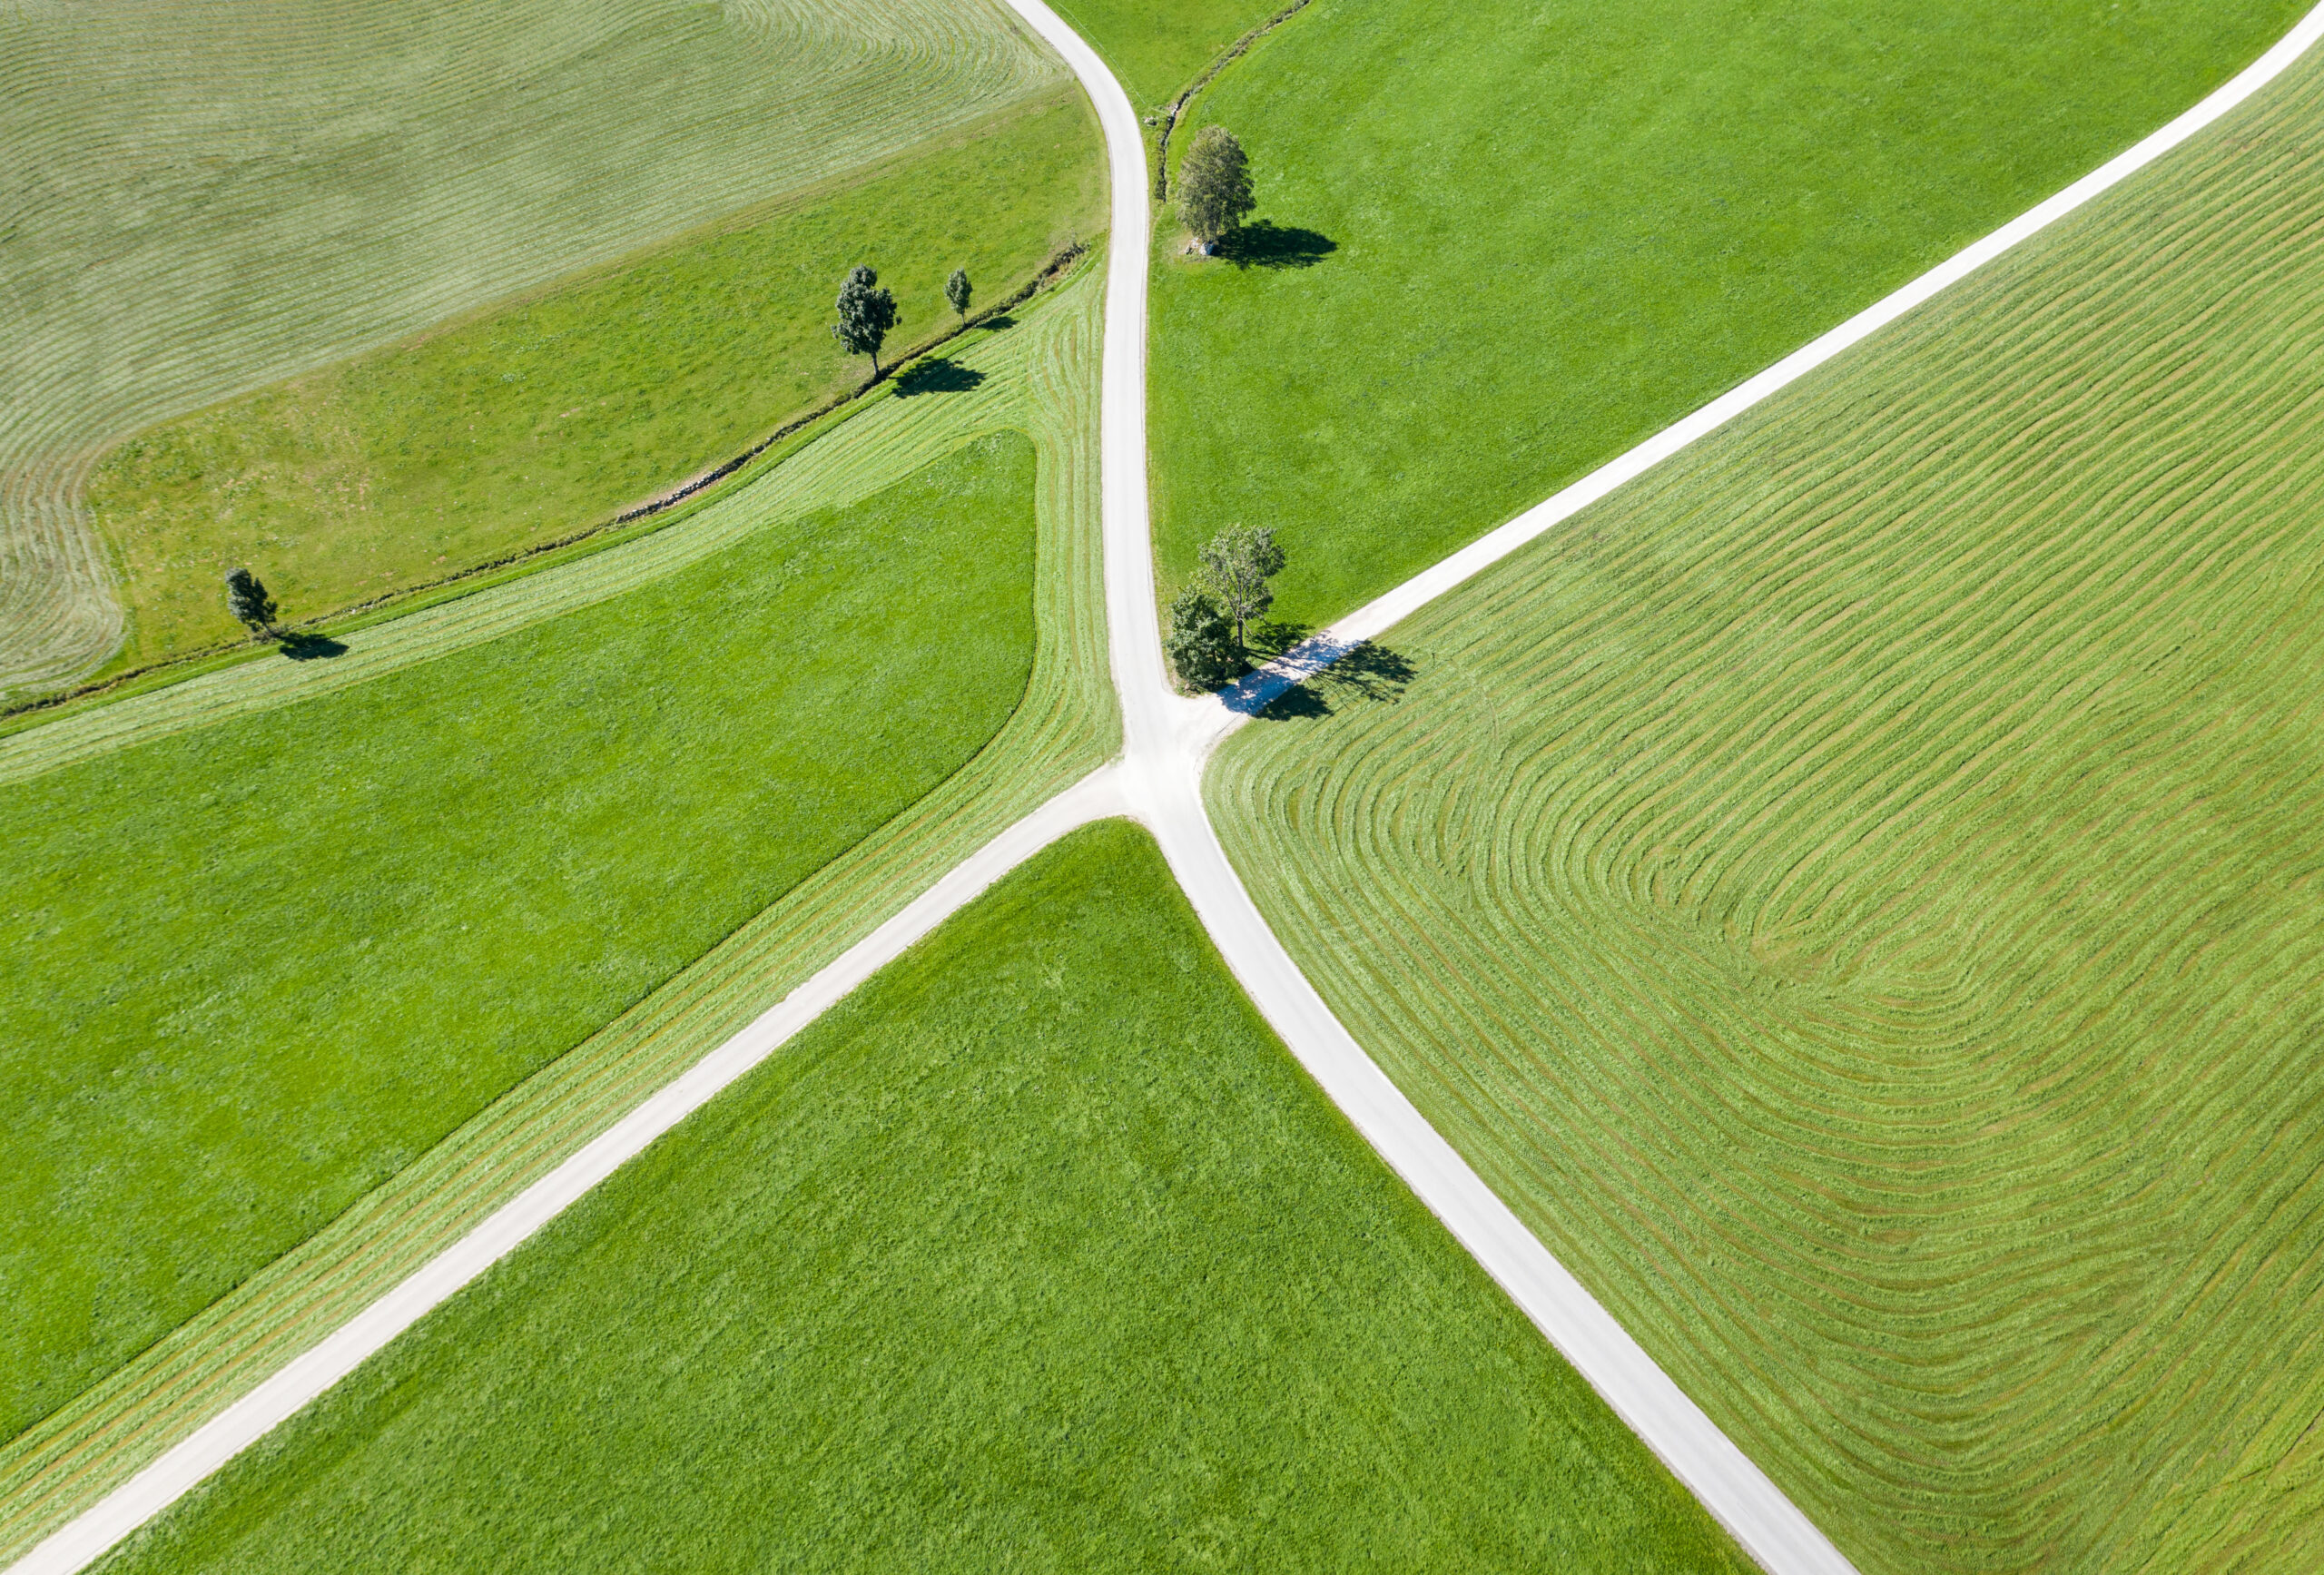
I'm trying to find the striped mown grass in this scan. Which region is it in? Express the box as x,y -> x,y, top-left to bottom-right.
78,91 -> 1101,675
0,262 -> 1113,1563
87,822 -> 1752,1575
1208,46 -> 2324,1575
0,0 -> 1068,696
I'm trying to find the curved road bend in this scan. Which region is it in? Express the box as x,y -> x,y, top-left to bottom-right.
18,1 -> 2324,1570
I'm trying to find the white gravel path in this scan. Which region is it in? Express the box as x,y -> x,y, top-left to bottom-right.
14,1 -> 2324,1570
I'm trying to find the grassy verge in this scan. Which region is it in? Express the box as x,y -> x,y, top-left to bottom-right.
0,260 -> 1118,1564
0,0 -> 1065,696
84,88 -> 1102,672
1208,47 -> 2324,1575
91,822 -> 1751,1575
1145,0 -> 2308,631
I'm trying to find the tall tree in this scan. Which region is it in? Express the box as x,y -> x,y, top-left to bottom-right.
223,566 -> 279,638
1196,524 -> 1285,653
1177,126 -> 1256,251
1165,585 -> 1239,691
945,267 -> 972,325
830,264 -> 900,377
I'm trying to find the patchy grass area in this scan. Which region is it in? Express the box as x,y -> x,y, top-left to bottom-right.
85,91 -> 1101,672
0,434 -> 1038,1447
1147,0 -> 2307,630
1045,0 -> 1285,113
0,0 -> 1068,695
93,822 -> 1750,1575
1209,49 -> 2324,1575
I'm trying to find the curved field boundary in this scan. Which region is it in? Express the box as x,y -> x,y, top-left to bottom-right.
1206,28 -> 2324,1575
0,0 -> 1062,696
0,263 -> 1113,1569
1147,0 -> 1314,198
0,259 -> 1097,792
0,236 -> 1088,734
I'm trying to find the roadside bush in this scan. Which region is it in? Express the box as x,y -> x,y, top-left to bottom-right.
1166,585 -> 1240,690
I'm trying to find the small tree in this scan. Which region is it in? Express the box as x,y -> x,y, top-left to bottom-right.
945,267 -> 972,325
1177,126 -> 1255,251
1196,523 -> 1285,654
223,567 -> 279,638
830,264 -> 900,377
1165,585 -> 1240,691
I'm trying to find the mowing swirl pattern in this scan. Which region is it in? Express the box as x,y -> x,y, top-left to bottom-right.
0,0 -> 1060,695
1209,50 -> 2324,1575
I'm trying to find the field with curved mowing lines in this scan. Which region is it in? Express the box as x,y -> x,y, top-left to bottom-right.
0,0 -> 1065,696
1209,49 -> 2324,1575
0,262 -> 1114,1563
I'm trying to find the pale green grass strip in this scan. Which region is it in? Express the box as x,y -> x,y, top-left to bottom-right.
0,259 -> 1113,1568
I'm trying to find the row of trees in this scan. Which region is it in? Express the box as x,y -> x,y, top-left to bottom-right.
215,264 -> 980,645
830,265 -> 976,378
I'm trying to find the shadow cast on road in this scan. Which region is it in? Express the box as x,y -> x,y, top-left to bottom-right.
1218,628 -> 1416,720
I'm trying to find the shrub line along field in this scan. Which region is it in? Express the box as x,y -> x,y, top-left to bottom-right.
0,233 -> 1092,738
0,261 -> 1117,1566
77,89 -> 1102,678
0,0 -> 1077,698
1041,0 -> 1286,131
1209,37 -> 2324,1575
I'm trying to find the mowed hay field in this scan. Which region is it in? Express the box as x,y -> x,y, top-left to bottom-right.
0,262 -> 1118,1561
90,822 -> 1752,1575
1146,0 -> 2309,633
84,93 -> 1101,674
0,0 -> 1074,696
0,428 -> 1039,1450
1209,45 -> 2324,1575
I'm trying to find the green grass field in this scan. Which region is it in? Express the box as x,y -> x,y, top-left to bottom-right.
0,0 -> 1070,696
1,429 -> 1039,1448
1144,0 -> 2307,634
84,90 -> 1102,674
89,822 -> 1750,1575
0,261 -> 1119,1562
1044,0 -> 1285,114
1209,47 -> 2324,1575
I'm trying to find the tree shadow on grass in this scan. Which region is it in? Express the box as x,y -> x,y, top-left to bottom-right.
977,313 -> 1017,332
278,632 -> 348,661
893,358 -> 986,398
1216,220 -> 1338,271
